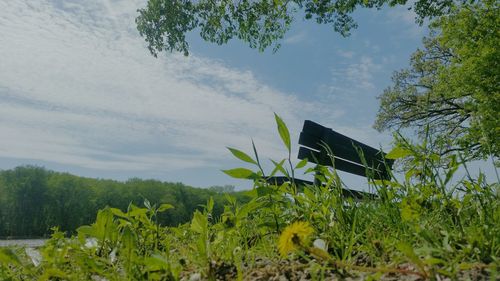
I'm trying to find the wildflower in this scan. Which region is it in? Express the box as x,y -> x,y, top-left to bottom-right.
278,221 -> 314,257
313,238 -> 327,252
109,248 -> 117,263
310,239 -> 331,260
84,238 -> 98,248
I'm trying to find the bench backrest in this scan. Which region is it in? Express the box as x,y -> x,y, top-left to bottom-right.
297,120 -> 393,180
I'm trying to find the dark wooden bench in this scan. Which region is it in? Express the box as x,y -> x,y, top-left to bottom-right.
268,120 -> 393,198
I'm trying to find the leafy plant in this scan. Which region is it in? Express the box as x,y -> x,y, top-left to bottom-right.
1,113 -> 498,280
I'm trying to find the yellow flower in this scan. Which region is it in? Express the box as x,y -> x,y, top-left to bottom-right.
278,221 -> 314,257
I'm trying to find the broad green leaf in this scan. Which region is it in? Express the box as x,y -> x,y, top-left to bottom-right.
144,199 -> 152,209
0,248 -> 21,265
270,159 -> 288,177
158,203 -> 174,212
190,210 -> 207,234
294,158 -> 308,169
227,147 -> 257,165
121,226 -> 136,253
207,197 -> 214,213
400,200 -> 420,222
110,207 -> 128,219
274,113 -> 291,152
94,209 -> 115,236
424,257 -> 445,265
405,169 -> 418,182
243,188 -> 259,198
444,164 -> 458,185
222,168 -> 255,179
396,242 -> 426,275
77,225 -> 96,237
237,200 -> 261,219
269,159 -> 286,177
458,263 -> 474,270
128,207 -> 148,217
144,254 -> 169,271
117,218 -> 132,229
386,147 -> 412,159
373,179 -> 400,188
40,268 -> 68,281
304,167 -> 316,174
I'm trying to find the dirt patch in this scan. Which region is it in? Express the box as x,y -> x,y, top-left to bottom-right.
185,258 -> 494,280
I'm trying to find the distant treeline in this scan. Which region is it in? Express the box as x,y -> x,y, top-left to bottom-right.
0,166 -> 250,238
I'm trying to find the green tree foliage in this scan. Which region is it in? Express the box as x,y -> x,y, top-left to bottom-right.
375,0 -> 499,160
208,184 -> 236,193
0,167 -> 49,237
0,166 -> 250,237
135,0 -> 466,56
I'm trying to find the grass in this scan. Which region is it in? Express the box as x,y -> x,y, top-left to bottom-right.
1,115 -> 498,280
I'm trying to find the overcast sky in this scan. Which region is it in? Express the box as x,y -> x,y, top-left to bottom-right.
4,0 -> 485,189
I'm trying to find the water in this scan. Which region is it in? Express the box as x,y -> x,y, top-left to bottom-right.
0,239 -> 47,247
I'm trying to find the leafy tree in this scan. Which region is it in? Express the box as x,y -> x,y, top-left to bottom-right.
136,0 -> 467,56
0,166 -> 249,237
45,174 -> 95,233
208,184 -> 235,194
135,0 -> 496,159
375,0 -> 499,160
1,166 -> 49,236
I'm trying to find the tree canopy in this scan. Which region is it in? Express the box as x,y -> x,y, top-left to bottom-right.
0,166 -> 250,237
135,0 -> 498,161
135,0 -> 467,56
375,0 -> 499,160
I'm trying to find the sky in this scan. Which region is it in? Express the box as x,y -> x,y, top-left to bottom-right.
2,0 -> 492,190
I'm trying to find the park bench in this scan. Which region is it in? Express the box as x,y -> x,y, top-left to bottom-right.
268,120 -> 394,199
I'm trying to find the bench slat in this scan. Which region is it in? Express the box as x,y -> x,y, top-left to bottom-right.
302,120 -> 384,163
299,131 -> 383,165
298,147 -> 390,180
265,176 -> 376,199
299,132 -> 390,172
266,120 -> 393,195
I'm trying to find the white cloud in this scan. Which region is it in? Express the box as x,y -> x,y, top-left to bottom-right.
385,4 -> 425,38
310,55 -> 386,136
0,0 -> 318,176
284,31 -> 307,44
336,50 -> 355,59
329,56 -> 381,92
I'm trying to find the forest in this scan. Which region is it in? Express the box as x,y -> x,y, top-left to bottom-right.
0,166 -> 248,238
